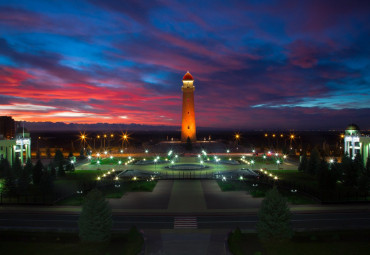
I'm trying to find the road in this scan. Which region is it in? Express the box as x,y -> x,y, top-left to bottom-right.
1,212 -> 370,231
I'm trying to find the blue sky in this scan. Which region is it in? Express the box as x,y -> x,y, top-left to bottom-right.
0,0 -> 369,129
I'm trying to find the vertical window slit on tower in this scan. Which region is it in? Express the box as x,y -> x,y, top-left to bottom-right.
188,126 -> 190,129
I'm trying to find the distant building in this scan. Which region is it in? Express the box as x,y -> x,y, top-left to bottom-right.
0,124 -> 31,166
0,116 -> 15,139
344,124 -> 370,164
181,71 -> 197,142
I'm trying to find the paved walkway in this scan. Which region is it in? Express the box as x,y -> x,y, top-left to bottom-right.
202,180 -> 263,209
168,180 -> 207,212
145,229 -> 229,255
109,180 -> 173,209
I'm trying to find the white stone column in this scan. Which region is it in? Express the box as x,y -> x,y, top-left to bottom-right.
352,139 -> 355,158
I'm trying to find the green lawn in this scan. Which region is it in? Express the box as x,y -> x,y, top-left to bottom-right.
266,170 -> 318,189
56,180 -> 157,205
228,230 -> 370,255
217,180 -> 317,204
0,229 -> 143,255
62,170 -> 107,181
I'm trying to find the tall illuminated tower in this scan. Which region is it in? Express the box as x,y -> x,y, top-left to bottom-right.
181,71 -> 196,142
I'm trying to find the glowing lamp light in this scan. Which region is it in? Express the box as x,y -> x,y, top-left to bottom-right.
88,155 -> 91,160
97,177 -> 101,180
97,153 -> 100,157
120,149 -> 123,153
104,151 -> 108,155
145,150 -> 148,153
283,155 -> 287,159
97,160 -> 100,164
276,160 -> 280,164
118,161 -> 122,164
263,155 -> 266,159
251,160 -> 255,164
110,156 -> 113,159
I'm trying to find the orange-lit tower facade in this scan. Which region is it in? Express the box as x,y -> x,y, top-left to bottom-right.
181,71 -> 196,142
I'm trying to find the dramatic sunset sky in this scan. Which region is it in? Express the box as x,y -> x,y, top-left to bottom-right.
0,0 -> 369,129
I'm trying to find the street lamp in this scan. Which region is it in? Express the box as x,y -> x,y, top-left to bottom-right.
154,158 -> 157,171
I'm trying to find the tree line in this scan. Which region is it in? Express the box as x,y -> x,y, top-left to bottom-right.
299,148 -> 370,192
0,149 -> 75,197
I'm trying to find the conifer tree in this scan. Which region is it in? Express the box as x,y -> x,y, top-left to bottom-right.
54,149 -> 65,164
298,153 -> 308,173
50,164 -> 57,178
58,160 -> 65,177
36,149 -> 41,160
79,147 -> 86,159
257,187 -> 293,241
0,158 -> 9,178
32,159 -> 44,185
318,159 -> 336,190
40,170 -> 54,195
307,148 -> 320,175
343,153 -> 361,187
46,147 -> 52,159
12,158 -> 22,179
3,164 -> 16,196
358,156 -> 370,192
24,158 -> 33,176
78,189 -> 112,242
18,160 -> 32,194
